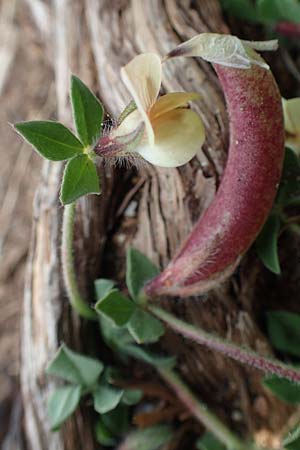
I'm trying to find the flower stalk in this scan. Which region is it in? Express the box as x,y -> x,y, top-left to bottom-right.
61,203 -> 97,320
159,367 -> 246,450
149,305 -> 300,384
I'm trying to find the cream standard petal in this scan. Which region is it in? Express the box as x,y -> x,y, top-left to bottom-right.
150,92 -> 199,120
121,53 -> 161,145
138,109 -> 205,167
120,53 -> 161,111
282,98 -> 300,135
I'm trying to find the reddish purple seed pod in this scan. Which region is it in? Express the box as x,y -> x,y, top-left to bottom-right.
146,58 -> 285,297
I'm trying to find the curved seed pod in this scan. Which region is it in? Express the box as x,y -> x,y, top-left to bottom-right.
146,45 -> 284,297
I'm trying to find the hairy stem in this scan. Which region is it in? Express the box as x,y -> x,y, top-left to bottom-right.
159,367 -> 246,450
61,203 -> 97,320
149,305 -> 300,384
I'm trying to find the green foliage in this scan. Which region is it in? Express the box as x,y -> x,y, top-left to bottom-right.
284,426 -> 300,449
256,148 -> 300,273
101,404 -> 130,436
100,314 -> 135,351
220,0 -> 258,22
128,308 -> 165,344
15,76 -> 104,205
60,154 -> 101,204
266,311 -> 300,357
126,247 -> 159,302
221,0 -> 300,25
122,389 -> 143,405
15,121 -> 83,161
95,419 -> 117,447
257,0 -> 300,24
255,214 -> 281,274
93,385 -> 124,414
196,432 -> 226,450
121,425 -> 173,450
263,375 -> 300,404
95,289 -> 136,326
47,385 -> 82,430
276,148 -> 300,207
95,278 -> 115,299
71,75 -> 103,147
46,248 -> 172,438
46,344 -> 103,386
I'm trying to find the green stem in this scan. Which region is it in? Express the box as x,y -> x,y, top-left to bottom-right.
159,367 -> 245,450
149,305 -> 300,384
61,203 -> 97,320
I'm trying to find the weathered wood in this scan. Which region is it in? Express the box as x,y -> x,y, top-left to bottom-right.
22,1 -> 297,449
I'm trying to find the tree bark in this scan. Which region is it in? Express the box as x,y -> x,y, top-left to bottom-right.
22,1 -> 299,449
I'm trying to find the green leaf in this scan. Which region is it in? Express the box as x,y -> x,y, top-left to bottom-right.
122,389 -> 143,405
263,375 -> 300,404
46,344 -> 103,386
126,248 -> 159,301
15,121 -> 83,161
220,0 -> 258,22
48,385 -> 82,430
257,0 -> 300,24
70,75 -> 103,147
95,419 -> 116,447
276,148 -> 300,207
124,344 -> 176,369
95,289 -> 136,326
255,214 -> 281,274
284,426 -> 300,449
101,404 -> 130,436
120,425 -> 173,450
95,279 -> 115,300
266,311 -> 300,357
128,308 -> 165,344
100,315 -> 135,351
93,385 -> 124,414
196,432 -> 226,450
60,153 -> 100,204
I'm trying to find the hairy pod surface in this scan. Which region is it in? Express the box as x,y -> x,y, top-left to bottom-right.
146,51 -> 285,297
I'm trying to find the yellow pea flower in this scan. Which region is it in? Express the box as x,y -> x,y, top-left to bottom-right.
96,53 -> 205,167
282,97 -> 300,155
